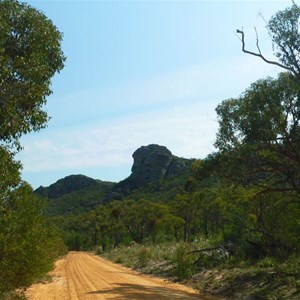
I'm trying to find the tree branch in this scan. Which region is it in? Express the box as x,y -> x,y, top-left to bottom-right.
236,29 -> 298,76
185,246 -> 223,255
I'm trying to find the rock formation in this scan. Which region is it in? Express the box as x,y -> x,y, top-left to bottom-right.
116,144 -> 191,193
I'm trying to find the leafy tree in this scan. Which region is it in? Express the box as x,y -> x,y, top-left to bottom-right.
215,73 -> 300,194
0,146 -> 21,202
0,183 -> 67,294
0,0 -> 65,204
0,0 -> 65,295
171,194 -> 201,242
212,3 -> 300,259
0,0 -> 65,148
237,4 -> 300,78
120,199 -> 169,243
108,201 -> 126,247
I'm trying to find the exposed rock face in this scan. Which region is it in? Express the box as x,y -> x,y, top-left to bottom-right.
131,144 -> 173,183
116,144 -> 191,193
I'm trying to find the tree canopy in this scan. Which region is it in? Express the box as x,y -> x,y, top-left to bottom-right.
237,4 -> 300,78
0,1 -> 66,296
0,0 -> 65,148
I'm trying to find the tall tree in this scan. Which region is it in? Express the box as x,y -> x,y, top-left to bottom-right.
0,0 -> 65,295
215,73 -> 300,194
0,0 -> 65,147
0,0 -> 65,201
237,4 -> 300,78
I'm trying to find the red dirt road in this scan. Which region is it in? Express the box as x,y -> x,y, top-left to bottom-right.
26,252 -> 216,300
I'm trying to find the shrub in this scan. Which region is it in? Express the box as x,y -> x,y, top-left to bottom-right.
137,247 -> 151,267
172,243 -> 196,280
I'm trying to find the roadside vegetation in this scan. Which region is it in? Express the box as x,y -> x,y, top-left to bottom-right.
0,0 -> 66,298
103,242 -> 300,299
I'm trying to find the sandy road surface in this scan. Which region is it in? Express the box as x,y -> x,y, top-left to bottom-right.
26,252 -> 216,300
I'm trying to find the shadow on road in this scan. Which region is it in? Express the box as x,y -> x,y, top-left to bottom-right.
87,283 -> 206,299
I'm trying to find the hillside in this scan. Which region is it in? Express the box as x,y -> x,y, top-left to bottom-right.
35,175 -> 116,215
35,145 -> 194,215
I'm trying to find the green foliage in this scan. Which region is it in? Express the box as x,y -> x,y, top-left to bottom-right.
0,147 -> 21,202
44,182 -> 115,216
172,243 -> 196,280
0,183 -> 67,294
257,257 -> 276,269
137,247 -> 151,267
0,0 -> 66,295
214,72 -> 300,257
0,291 -> 27,300
0,0 -> 65,147
267,4 -> 300,76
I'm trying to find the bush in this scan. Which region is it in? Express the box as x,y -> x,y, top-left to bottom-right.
0,291 -> 27,300
137,247 -> 151,267
0,184 -> 67,294
172,243 -> 196,280
257,257 -> 276,268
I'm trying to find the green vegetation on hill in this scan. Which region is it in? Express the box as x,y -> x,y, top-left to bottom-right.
35,174 -> 101,198
40,162 -> 195,250
35,175 -> 115,215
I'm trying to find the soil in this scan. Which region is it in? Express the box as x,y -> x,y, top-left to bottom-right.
26,252 -> 218,300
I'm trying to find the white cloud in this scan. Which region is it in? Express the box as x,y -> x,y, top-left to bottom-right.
47,53 -> 280,127
18,54 -> 281,186
19,101 -> 218,173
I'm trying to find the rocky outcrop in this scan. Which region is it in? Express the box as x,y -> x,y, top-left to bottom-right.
116,144 -> 191,193
34,145 -> 193,204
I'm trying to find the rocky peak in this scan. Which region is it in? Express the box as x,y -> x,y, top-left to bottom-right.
116,144 -> 191,193
131,144 -> 173,181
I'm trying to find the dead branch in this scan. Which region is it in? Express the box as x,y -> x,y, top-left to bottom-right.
236,29 -> 298,77
185,246 -> 223,255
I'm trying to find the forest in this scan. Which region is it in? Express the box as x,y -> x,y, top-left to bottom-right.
2,0 -> 300,299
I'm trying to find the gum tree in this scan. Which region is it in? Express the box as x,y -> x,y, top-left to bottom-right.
0,0 -> 65,295
0,0 -> 65,201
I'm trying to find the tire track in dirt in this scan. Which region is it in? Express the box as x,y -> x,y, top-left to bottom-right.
26,252 -> 219,300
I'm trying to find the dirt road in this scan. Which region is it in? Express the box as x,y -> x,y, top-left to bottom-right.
26,252 -> 216,300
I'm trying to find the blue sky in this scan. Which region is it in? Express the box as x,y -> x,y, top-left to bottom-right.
18,0 -> 291,188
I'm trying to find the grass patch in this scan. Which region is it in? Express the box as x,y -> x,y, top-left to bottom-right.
0,290 -> 27,300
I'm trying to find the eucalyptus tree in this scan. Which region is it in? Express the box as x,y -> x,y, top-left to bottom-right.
0,0 -> 65,294
237,3 -> 300,78
0,0 -> 65,201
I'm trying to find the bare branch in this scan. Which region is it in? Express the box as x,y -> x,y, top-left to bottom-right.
254,27 -> 262,55
185,246 -> 223,255
258,12 -> 268,25
236,29 -> 298,76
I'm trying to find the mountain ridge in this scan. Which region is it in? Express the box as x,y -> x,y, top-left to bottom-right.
34,144 -> 195,215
